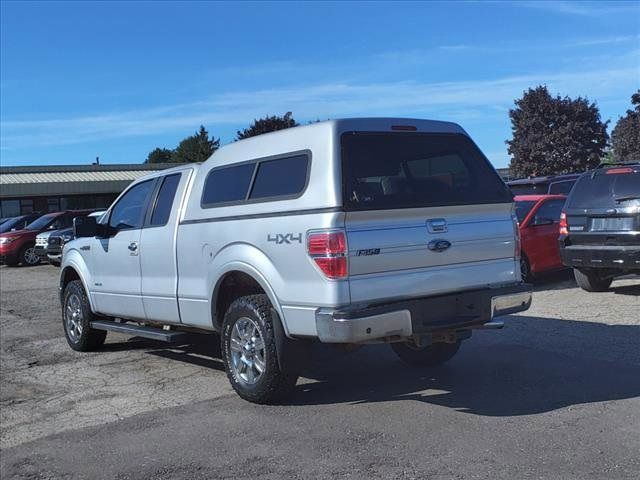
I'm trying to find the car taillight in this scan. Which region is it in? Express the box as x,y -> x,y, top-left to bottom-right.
559,211 -> 568,235
307,230 -> 348,279
605,167 -> 633,175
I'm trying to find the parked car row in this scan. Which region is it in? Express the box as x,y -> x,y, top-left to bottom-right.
0,210 -> 105,267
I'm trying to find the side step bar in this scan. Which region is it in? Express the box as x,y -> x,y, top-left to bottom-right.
89,320 -> 190,343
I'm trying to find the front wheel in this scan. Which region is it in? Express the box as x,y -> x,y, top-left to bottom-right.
573,268 -> 613,292
222,294 -> 298,404
62,280 -> 107,351
19,245 -> 40,266
392,340 -> 461,367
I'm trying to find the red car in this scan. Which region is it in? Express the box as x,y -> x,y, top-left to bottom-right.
0,210 -> 91,267
514,194 -> 567,281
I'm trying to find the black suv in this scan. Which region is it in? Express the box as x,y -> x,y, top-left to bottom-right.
559,162 -> 640,291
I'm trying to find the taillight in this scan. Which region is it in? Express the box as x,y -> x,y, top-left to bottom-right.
307,230 -> 348,279
605,167 -> 633,175
559,211 -> 568,235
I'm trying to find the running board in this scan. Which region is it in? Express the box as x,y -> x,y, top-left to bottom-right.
89,320 -> 190,343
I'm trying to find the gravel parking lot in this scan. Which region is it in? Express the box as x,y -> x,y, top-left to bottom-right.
1,264 -> 639,479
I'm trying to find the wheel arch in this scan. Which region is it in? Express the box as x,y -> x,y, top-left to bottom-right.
211,263 -> 285,332
59,250 -> 95,312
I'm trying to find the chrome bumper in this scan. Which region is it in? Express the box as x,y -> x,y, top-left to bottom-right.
315,284 -> 532,344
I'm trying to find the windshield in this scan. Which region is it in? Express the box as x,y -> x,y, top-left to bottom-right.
568,170 -> 640,209
515,201 -> 537,223
25,213 -> 58,231
341,132 -> 512,211
0,217 -> 23,233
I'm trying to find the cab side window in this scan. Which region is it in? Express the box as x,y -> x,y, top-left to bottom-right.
109,180 -> 155,230
150,174 -> 181,226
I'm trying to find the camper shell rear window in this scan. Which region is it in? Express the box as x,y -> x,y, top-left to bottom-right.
341,132 -> 512,211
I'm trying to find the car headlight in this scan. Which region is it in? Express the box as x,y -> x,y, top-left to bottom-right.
60,235 -> 73,244
0,237 -> 15,245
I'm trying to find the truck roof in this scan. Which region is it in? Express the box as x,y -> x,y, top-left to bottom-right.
204,117 -> 467,168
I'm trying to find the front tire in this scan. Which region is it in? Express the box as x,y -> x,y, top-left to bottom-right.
573,268 -> 613,292
62,280 -> 107,351
222,294 -> 298,404
392,340 -> 461,367
19,244 -> 40,266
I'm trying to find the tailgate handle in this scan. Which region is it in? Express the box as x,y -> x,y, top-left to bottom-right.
427,218 -> 448,233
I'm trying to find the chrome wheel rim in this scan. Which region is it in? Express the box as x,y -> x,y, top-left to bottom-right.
229,316 -> 266,385
65,293 -> 83,343
24,247 -> 39,265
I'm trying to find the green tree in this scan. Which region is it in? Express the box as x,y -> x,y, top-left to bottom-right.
611,90 -> 640,162
171,125 -> 220,163
145,147 -> 173,164
236,112 -> 298,140
507,86 -> 609,177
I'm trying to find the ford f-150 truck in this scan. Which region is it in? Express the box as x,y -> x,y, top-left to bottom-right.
60,118 -> 532,403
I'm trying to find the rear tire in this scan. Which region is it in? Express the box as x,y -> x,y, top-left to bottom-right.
222,294 -> 298,404
392,340 -> 461,367
573,268 -> 613,292
520,255 -> 533,282
62,280 -> 107,351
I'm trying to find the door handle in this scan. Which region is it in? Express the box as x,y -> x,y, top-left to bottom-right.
128,242 -> 138,252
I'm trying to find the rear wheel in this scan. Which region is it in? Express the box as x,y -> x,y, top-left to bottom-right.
222,294 -> 298,404
520,255 -> 532,282
392,340 -> 461,367
62,280 -> 107,351
573,268 -> 613,292
19,245 -> 40,266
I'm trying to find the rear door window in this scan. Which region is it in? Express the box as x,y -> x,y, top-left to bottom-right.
150,174 -> 182,226
534,199 -> 565,223
568,170 -> 640,209
341,132 -> 512,211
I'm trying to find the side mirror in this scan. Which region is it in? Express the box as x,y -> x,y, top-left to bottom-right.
74,216 -> 97,238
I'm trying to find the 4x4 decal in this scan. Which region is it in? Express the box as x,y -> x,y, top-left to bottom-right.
267,233 -> 302,245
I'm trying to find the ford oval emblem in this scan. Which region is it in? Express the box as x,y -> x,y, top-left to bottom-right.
428,239 -> 451,252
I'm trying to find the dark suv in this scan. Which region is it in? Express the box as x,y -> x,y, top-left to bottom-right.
559,162 -> 640,291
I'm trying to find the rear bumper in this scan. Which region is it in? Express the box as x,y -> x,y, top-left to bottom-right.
560,244 -> 640,270
315,283 -> 532,343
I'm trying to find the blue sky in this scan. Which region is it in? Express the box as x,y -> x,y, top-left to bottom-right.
1,0 -> 639,168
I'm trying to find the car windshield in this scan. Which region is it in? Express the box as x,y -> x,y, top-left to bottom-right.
515,201 -> 537,222
568,170 -> 640,209
25,213 -> 57,231
0,217 -> 23,233
341,132 -> 512,211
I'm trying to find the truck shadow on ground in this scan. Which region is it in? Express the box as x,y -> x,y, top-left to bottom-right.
287,315 -> 640,414
118,314 -> 640,417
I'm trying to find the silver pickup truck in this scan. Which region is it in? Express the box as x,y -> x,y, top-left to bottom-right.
60,118 -> 532,403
